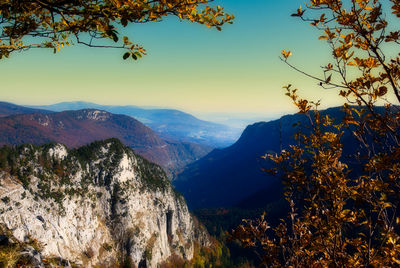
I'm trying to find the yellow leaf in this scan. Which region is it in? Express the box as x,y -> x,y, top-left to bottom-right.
282,50 -> 292,59
393,257 -> 400,265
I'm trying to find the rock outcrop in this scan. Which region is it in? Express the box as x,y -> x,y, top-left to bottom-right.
0,139 -> 208,267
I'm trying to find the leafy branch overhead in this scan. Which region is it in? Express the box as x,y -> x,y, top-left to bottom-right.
233,0 -> 400,267
283,0 -> 400,104
0,0 -> 234,60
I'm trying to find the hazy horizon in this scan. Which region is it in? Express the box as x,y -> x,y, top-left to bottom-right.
4,99 -> 280,129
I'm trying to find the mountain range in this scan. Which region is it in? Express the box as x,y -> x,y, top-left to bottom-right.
0,105 -> 210,174
28,101 -> 242,148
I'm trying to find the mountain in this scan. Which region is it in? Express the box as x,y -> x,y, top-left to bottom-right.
173,107 -> 361,210
173,120 -> 288,209
0,109 -> 211,174
0,139 -> 210,267
0,101 -> 52,117
28,101 -> 242,148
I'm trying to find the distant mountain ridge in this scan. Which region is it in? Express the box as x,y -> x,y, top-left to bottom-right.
0,101 -> 52,117
28,101 -> 242,148
0,107 -> 211,174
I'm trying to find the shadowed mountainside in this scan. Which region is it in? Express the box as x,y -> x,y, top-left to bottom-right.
173,106 -> 365,209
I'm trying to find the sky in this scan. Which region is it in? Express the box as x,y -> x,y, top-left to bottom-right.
0,0 -> 351,120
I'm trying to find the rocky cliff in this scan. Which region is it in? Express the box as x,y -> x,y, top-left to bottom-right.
0,139 -> 209,267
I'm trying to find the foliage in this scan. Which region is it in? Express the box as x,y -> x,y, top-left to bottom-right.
137,155 -> 170,192
0,242 -> 19,268
194,198 -> 287,238
233,0 -> 400,267
73,137 -> 124,169
0,0 -> 234,59
160,238 -> 250,268
191,196 -> 289,267
0,227 -> 45,268
0,238 -> 75,268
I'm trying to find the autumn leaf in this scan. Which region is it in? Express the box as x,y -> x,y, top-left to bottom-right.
282,50 -> 292,59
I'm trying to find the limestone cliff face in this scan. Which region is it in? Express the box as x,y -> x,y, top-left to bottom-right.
0,139 -> 208,267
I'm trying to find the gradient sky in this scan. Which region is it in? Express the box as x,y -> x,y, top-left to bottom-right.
0,0 -> 353,119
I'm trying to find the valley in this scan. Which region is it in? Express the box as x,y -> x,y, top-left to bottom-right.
0,101 -> 394,267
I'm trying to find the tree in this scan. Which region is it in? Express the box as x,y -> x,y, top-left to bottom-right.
0,0 -> 234,59
233,0 -> 400,266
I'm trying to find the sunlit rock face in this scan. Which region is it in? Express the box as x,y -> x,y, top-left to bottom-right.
0,139 -> 209,267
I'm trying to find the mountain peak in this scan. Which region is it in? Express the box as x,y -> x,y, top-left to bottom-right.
74,109 -> 111,121
47,143 -> 68,160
